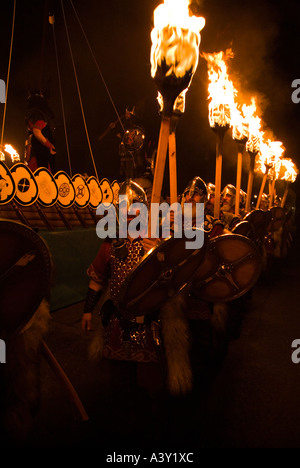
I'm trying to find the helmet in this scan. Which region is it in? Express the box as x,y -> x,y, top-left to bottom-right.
259,193 -> 269,210
207,182 -> 215,196
239,189 -> 247,210
117,179 -> 147,209
182,176 -> 208,204
221,184 -> 236,211
125,105 -> 135,116
133,173 -> 153,198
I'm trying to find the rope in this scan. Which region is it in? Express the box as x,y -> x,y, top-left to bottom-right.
50,14 -> 73,176
60,0 -> 99,179
0,0 -> 16,149
39,0 -> 49,92
68,0 -> 125,133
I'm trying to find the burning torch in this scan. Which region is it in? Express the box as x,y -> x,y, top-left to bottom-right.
231,105 -> 249,216
202,49 -> 236,219
243,99 -> 262,213
150,0 -> 205,214
278,158 -> 298,208
1,144 -> 20,164
255,140 -> 284,209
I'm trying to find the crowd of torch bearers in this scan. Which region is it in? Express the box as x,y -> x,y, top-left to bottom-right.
150,0 -> 297,240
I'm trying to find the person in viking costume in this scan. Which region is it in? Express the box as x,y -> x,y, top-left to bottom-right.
219,184 -> 241,230
81,179 -> 193,441
180,176 -> 224,238
179,177 -> 229,374
205,182 -> 215,216
24,91 -> 56,173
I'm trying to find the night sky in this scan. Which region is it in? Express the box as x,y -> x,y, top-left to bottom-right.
1,0 -> 300,201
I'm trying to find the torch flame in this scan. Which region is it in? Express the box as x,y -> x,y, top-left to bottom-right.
202,49 -> 237,128
242,98 -> 263,153
278,158 -> 298,183
255,139 -> 285,175
4,144 -> 20,163
151,0 -> 205,113
231,105 -> 249,142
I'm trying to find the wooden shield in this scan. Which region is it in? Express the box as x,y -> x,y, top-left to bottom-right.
269,206 -> 286,232
115,233 -> 207,319
0,219 -> 52,340
191,233 -> 262,302
232,220 -> 255,240
243,209 -> 271,242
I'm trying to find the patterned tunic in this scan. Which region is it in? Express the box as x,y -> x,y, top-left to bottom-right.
87,239 -> 159,363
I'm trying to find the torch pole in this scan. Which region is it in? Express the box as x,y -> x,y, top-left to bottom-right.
149,114 -> 171,236
213,126 -> 227,219
269,178 -> 276,208
256,169 -> 269,209
281,181 -> 289,208
235,143 -> 244,216
246,151 -> 256,213
168,115 -> 179,205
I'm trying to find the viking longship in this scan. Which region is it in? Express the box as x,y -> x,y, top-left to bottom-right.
0,2 -> 145,312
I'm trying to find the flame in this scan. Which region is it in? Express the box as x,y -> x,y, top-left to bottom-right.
278,158 -> 298,182
255,139 -> 285,175
4,144 -> 20,163
150,0 -> 205,109
231,105 -> 249,142
243,98 -> 262,153
202,49 -> 237,128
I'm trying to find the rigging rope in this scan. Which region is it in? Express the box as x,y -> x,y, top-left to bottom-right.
60,0 -> 99,179
0,0 -> 16,149
49,13 -> 73,176
68,0 -> 125,133
39,0 -> 49,92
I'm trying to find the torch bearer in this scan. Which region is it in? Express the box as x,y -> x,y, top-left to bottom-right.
150,0 -> 205,230
203,50 -> 236,219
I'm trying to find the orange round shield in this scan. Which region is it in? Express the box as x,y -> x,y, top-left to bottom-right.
191,233 -> 262,302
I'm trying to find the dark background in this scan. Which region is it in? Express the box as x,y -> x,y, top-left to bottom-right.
0,0 -> 300,205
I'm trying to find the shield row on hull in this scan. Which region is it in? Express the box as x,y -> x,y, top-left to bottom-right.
0,161 -> 119,209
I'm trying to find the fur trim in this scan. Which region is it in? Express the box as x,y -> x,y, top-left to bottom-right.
87,287 -> 111,361
160,293 -> 193,396
211,301 -> 228,337
88,319 -> 104,361
273,227 -> 283,258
